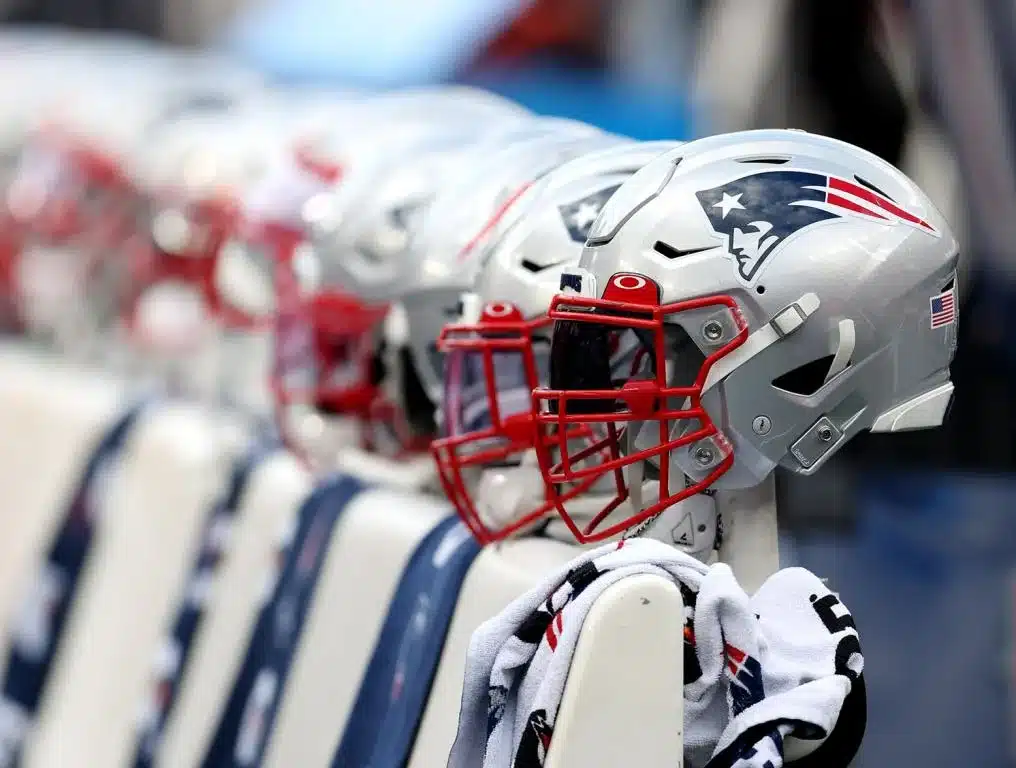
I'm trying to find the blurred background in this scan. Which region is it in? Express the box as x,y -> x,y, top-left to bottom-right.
3,0 -> 1014,764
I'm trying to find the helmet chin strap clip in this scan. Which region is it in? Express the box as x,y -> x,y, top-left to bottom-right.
623,429 -> 718,562
622,483 -> 718,563
702,292 -> 820,392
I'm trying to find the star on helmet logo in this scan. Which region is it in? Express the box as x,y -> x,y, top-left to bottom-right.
558,185 -> 621,243
696,170 -> 938,284
696,171 -> 840,284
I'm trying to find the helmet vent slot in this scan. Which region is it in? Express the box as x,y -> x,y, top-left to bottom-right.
653,241 -> 717,260
521,258 -> 557,273
735,156 -> 790,165
772,355 -> 838,396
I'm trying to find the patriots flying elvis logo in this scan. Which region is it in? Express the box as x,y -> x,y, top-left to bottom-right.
558,184 -> 621,243
695,170 -> 938,284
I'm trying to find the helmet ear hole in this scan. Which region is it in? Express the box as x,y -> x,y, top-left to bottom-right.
772,355 -> 837,396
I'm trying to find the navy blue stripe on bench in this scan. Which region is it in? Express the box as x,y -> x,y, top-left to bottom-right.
132,435 -> 281,768
200,473 -> 366,768
0,398 -> 151,767
330,514 -> 480,768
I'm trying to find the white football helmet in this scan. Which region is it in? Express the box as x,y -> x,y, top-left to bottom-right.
214,85 -> 532,324
5,47 -> 264,354
429,140 -> 728,558
297,122 -> 627,485
128,90 -> 361,341
384,124 -> 623,429
117,89 -> 367,410
0,32 -> 179,331
214,91 -> 534,468
532,129 -> 959,543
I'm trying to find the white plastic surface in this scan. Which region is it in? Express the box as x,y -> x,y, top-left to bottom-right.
545,573 -> 685,768
156,451 -> 314,768
21,404 -> 237,768
0,345 -> 126,646
262,486 -> 450,768
716,472 -> 780,594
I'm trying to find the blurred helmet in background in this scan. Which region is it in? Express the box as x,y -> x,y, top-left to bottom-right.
431,140 -> 691,546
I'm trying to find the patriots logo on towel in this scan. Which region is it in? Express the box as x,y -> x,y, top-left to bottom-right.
514,708 -> 553,768
725,643 -> 766,717
696,170 -> 938,284
487,684 -> 509,737
558,185 -> 621,243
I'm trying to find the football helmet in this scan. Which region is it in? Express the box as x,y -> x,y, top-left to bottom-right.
532,129 -> 959,543
218,90 -> 531,464
281,122 -> 626,484
10,49 -> 262,244
430,140 -> 725,550
0,33 -> 176,331
379,124 -> 622,448
6,49 -> 264,353
263,119 -> 609,471
119,89 -> 373,412
276,119 -> 617,465
216,86 -> 531,326
127,90 -> 359,345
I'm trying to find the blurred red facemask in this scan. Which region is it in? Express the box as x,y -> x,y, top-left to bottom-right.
262,221 -> 412,458
123,194 -> 244,339
7,129 -> 135,250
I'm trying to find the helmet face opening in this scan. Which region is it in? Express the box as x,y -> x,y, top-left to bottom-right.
532,272 -> 749,544
269,237 -> 388,452
10,134 -> 132,248
125,197 -> 239,335
431,300 -> 604,544
210,214 -> 304,332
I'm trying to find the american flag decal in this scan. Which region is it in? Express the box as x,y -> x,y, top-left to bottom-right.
930,288 -> 956,329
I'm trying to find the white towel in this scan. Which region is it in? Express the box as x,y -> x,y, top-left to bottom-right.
447,537 -> 864,768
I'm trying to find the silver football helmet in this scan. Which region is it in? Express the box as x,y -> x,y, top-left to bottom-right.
265,119 -> 619,477
332,124 -> 627,475
214,85 -> 533,324
6,48 -> 264,356
386,125 -> 624,404
216,91 -> 532,467
428,140 -> 727,552
533,129 -> 959,543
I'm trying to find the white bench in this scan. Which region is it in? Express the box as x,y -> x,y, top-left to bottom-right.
0,345 -> 692,768
255,482 -> 687,768
0,345 -> 125,640
22,401 -> 239,768
156,450 -> 313,768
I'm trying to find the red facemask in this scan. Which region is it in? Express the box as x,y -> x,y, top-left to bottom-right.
123,193 -> 243,341
432,300 -> 606,544
531,272 -> 749,544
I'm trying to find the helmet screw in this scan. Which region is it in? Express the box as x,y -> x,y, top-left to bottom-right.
702,320 -> 724,342
694,445 -> 715,466
752,415 -> 771,435
817,425 -> 834,442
